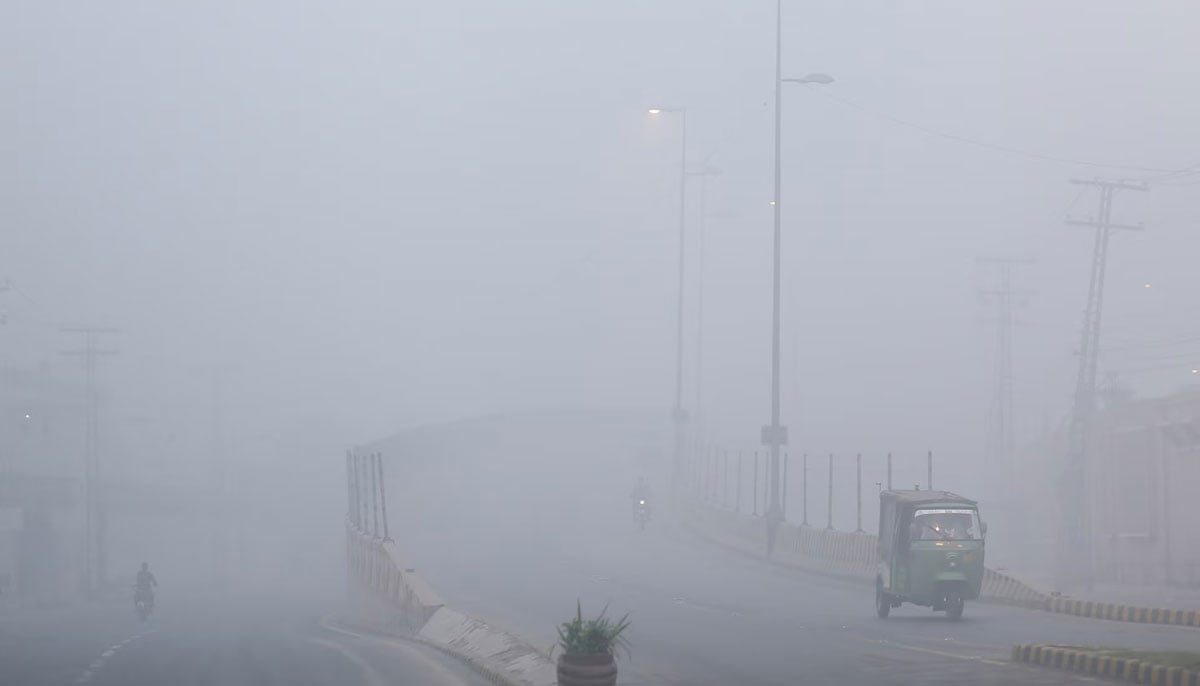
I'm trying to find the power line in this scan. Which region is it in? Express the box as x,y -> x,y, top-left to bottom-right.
1109,362 -> 1200,377
1140,165 -> 1200,183
1105,348 -> 1200,365
1103,334 -> 1200,353
807,89 -> 1192,174
7,280 -> 39,308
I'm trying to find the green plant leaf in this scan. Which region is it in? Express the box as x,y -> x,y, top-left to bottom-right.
556,600 -> 632,660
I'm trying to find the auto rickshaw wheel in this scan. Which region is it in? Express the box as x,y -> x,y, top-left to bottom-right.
875,581 -> 890,619
944,590 -> 964,620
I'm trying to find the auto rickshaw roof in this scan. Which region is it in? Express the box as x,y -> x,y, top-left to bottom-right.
880,490 -> 977,507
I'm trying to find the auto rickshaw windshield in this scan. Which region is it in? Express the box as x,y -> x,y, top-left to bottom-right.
910,508 -> 981,541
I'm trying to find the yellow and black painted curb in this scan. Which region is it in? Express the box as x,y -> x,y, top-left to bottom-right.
1012,644 -> 1200,685
1045,597 -> 1200,628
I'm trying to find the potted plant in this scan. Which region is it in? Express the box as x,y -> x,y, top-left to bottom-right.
554,601 -> 630,686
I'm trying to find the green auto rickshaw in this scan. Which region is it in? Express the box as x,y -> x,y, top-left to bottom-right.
875,490 -> 986,620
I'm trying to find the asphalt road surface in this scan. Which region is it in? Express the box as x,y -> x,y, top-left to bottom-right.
404,513 -> 1200,685
0,592 -> 491,686
385,431 -> 1200,686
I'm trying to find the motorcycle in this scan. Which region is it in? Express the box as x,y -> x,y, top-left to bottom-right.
634,499 -> 651,530
133,586 -> 154,621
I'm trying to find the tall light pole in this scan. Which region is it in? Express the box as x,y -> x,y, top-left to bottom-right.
688,162 -> 721,452
648,107 -> 688,497
763,0 -> 833,554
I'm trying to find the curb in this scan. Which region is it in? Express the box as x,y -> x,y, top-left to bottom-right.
323,616 -> 530,686
1044,597 -> 1200,628
1012,644 -> 1200,685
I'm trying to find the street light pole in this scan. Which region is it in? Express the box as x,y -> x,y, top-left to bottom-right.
764,0 -> 786,555
674,109 -> 688,500
688,163 -> 721,452
763,0 -> 834,553
649,107 -> 689,498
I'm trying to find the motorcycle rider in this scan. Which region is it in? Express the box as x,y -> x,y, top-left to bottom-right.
630,477 -> 652,520
134,562 -> 157,609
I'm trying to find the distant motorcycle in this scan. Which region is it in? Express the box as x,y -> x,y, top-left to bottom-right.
634,499 -> 651,530
133,586 -> 154,621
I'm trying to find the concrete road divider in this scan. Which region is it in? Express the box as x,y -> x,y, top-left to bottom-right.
1011,644 -> 1200,685
419,607 -> 556,686
1044,596 -> 1200,628
981,568 -> 1046,608
346,521 -> 556,686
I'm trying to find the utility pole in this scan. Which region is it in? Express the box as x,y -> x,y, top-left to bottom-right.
0,281 -> 11,323
345,451 -> 356,527
61,327 -> 118,596
1062,177 -> 1146,589
977,257 -> 1034,547
856,453 -> 863,533
206,366 -> 237,587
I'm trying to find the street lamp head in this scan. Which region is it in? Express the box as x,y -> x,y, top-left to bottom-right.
783,73 -> 835,85
647,108 -> 663,115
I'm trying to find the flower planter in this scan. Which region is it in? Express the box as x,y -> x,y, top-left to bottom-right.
556,652 -> 617,686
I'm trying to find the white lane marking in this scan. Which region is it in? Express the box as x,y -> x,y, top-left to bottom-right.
309,637 -> 391,686
870,638 -> 1008,666
317,617 -> 480,685
74,632 -> 152,683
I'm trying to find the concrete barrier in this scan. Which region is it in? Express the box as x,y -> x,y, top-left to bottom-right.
419,607 -> 556,686
1043,595 -> 1200,627
981,568 -> 1046,608
345,521 -> 555,686
1011,644 -> 1200,685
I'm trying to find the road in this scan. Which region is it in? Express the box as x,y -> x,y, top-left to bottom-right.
0,591 -> 491,686
405,515 -> 1200,685
383,424 -> 1200,686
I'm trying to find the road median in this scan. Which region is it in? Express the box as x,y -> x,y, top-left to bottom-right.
1044,596 -> 1200,628
1011,644 -> 1200,684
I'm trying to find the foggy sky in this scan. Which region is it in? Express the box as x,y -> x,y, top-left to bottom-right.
4,0 -> 1198,481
